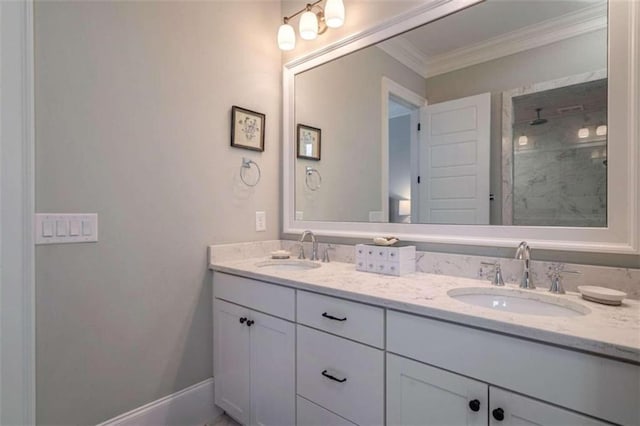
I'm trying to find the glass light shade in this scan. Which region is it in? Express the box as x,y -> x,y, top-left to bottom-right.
518,135 -> 529,146
299,11 -> 318,40
324,0 -> 345,28
398,199 -> 411,216
578,127 -> 590,138
277,23 -> 296,51
596,124 -> 607,136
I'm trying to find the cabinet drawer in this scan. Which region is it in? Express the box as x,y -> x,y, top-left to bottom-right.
387,310 -> 639,426
213,272 -> 295,320
297,325 -> 384,426
296,396 -> 357,426
297,291 -> 384,348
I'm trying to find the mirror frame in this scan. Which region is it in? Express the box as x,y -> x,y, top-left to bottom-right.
283,0 -> 640,254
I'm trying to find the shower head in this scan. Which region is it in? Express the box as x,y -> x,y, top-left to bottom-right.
530,108 -> 548,126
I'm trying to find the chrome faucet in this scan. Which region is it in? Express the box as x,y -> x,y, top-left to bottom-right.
299,230 -> 319,261
548,265 -> 580,294
515,241 -> 534,289
480,261 -> 505,286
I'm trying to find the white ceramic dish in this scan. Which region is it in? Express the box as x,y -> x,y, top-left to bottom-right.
578,286 -> 627,306
271,250 -> 291,260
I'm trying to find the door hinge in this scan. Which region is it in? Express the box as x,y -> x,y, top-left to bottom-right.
417,176 -> 421,184
417,123 -> 421,131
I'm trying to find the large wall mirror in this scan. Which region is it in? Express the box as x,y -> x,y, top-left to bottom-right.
283,0 -> 639,253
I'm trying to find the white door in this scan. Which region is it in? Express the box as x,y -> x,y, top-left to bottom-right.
214,299 -> 251,425
489,387 -> 609,426
250,310 -> 295,426
387,353 -> 488,426
419,92 -> 491,224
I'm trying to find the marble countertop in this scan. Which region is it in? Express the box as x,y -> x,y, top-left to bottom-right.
210,257 -> 640,363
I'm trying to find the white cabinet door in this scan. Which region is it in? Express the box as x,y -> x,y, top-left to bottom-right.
489,387 -> 610,426
250,310 -> 295,426
214,299 -> 251,425
387,353 -> 488,426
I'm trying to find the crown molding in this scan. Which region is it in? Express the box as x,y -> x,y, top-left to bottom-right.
378,2 -> 607,79
377,37 -> 429,79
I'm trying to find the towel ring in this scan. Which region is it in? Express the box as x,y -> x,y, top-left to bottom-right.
305,166 -> 322,191
240,158 -> 261,187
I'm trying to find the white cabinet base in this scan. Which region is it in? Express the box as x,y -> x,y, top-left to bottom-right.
387,353 -> 488,426
296,396 -> 356,426
489,387 -> 609,426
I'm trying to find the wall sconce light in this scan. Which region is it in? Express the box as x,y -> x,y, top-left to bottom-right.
398,199 -> 411,216
596,124 -> 607,136
278,0 -> 345,51
518,135 -> 529,146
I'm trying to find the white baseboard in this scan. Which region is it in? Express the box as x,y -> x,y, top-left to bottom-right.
97,378 -> 223,426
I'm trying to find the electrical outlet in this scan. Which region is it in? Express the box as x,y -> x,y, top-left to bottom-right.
255,211 -> 266,232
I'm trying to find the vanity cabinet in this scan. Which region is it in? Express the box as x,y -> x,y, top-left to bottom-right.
387,353 -> 609,426
213,274 -> 295,426
213,271 -> 638,426
387,310 -> 637,425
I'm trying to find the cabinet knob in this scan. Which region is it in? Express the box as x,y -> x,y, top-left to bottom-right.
468,399 -> 480,412
246,320 -> 255,327
239,317 -> 247,324
492,408 -> 505,421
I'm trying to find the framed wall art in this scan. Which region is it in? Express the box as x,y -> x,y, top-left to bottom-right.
297,124 -> 321,160
231,106 -> 265,152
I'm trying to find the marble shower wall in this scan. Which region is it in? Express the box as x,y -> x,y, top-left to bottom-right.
512,109 -> 607,227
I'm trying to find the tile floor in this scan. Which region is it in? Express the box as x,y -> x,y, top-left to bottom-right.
211,413 -> 240,426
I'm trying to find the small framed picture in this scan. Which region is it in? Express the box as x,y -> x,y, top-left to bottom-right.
297,124 -> 321,161
231,106 -> 265,152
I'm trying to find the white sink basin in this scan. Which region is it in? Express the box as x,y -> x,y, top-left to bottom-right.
447,287 -> 590,317
255,260 -> 321,271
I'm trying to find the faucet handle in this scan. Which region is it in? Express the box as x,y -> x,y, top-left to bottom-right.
322,244 -> 335,263
548,267 -> 580,294
480,261 -> 505,286
297,243 -> 306,260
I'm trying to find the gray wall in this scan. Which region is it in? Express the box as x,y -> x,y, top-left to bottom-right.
389,114 -> 412,200
34,1 -> 281,424
295,45 -> 425,222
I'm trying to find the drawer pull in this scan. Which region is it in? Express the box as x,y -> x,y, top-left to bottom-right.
321,370 -> 347,383
239,317 -> 247,324
322,312 -> 347,322
492,408 -> 505,421
468,399 -> 480,412
246,319 -> 255,327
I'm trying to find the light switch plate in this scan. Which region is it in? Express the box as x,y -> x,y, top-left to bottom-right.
35,214 -> 98,244
255,211 -> 266,232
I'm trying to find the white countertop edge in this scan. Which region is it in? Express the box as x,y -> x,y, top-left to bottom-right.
209,261 -> 640,364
